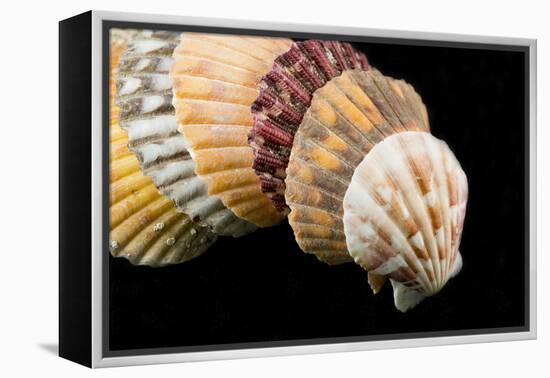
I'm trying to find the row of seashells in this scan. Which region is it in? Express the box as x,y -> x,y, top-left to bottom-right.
109,29 -> 468,311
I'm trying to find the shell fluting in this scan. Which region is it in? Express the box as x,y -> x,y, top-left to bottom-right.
343,131 -> 467,312
116,31 -> 256,237
109,30 -> 217,267
110,30 -> 468,310
109,123 -> 217,267
286,69 -> 430,265
249,40 -> 371,213
170,33 -> 293,227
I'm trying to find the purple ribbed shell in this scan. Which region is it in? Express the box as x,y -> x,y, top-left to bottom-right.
249,40 -> 370,213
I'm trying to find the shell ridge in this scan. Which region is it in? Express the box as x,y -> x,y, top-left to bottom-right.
239,36 -> 288,55
110,185 -> 162,228
286,192 -> 343,217
319,74 -> 387,143
424,134 -> 454,285
175,37 -> 270,74
111,196 -> 174,249
376,136 -> 439,291
423,134 -> 455,284
301,136 -> 358,174
394,80 -> 428,131
343,172 -> 433,290
129,209 -> 189,264
110,173 -> 150,205
393,133 -> 442,284
361,160 -> 436,291
354,71 -> 407,135
170,55 -> 261,89
127,130 -> 180,149
162,224 -> 212,265
447,144 -> 468,279
349,138 -> 435,290
182,34 -> 280,67
286,173 -> 346,206
290,153 -> 352,189
290,221 -> 346,238
371,71 -> 426,133
380,76 -> 422,130
345,70 -> 403,139
173,74 -> 258,103
303,113 -> 368,158
434,137 -> 454,283
367,72 -> 409,132
308,95 -> 380,151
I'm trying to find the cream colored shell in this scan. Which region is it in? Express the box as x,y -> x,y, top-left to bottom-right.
343,131 -> 467,311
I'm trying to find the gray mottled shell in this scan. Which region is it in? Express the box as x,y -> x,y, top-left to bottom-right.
116,31 -> 256,237
109,31 -> 217,267
343,131 -> 467,311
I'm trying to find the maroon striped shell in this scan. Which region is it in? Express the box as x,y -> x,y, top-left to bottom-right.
249,40 -> 370,214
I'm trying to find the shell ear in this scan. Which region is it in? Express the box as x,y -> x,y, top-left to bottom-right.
392,252 -> 462,312
368,273 -> 387,294
391,280 -> 427,313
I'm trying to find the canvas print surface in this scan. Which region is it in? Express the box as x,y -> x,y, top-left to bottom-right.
106,26 -> 527,354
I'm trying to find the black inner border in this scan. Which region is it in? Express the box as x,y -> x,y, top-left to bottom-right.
102,19 -> 531,358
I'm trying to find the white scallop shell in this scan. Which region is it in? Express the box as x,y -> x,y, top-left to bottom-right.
116,31 -> 256,237
343,131 -> 468,312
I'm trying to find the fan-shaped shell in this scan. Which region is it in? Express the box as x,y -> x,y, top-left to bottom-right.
116,31 -> 256,237
343,131 -> 467,312
249,40 -> 371,213
170,33 -> 293,227
286,69 -> 430,265
109,30 -> 217,267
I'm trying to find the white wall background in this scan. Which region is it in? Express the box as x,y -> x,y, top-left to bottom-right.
0,0 -> 547,376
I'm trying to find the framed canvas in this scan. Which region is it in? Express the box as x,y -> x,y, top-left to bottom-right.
59,10 -> 537,368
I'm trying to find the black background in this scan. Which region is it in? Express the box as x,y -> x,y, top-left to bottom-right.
109,32 -> 528,352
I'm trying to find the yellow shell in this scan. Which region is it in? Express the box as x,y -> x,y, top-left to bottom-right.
286,69 -> 430,265
170,33 -> 293,227
109,29 -> 216,267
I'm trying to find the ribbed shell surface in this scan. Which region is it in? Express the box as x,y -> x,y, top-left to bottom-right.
109,30 -> 217,267
285,69 -> 430,265
170,33 -> 293,227
116,31 -> 256,237
249,40 -> 370,213
343,131 -> 467,311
